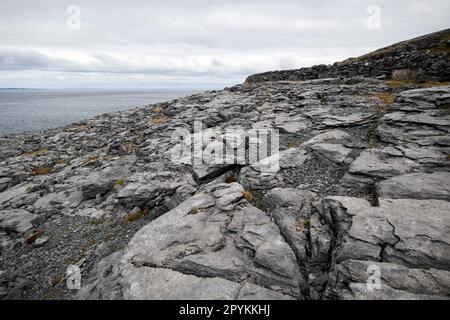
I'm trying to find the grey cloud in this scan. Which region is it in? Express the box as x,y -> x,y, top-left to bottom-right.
0,49 -> 254,79
0,0 -> 449,88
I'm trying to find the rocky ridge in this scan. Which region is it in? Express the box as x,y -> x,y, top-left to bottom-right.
0,30 -> 449,300
246,29 -> 450,83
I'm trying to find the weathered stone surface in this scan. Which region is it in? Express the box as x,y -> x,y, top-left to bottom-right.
302,130 -> 350,146
0,178 -> 11,192
0,167 -> 9,178
275,121 -> 309,134
0,209 -> 39,233
33,189 -> 83,214
81,176 -> 115,199
0,183 -> 33,208
376,172 -> 450,200
262,188 -> 316,261
349,149 -> 419,178
340,284 -> 447,300
1,30 -> 450,300
327,260 -> 450,299
376,87 -> 450,155
116,171 -> 197,210
237,283 -> 296,300
238,148 -> 309,190
79,183 -> 304,299
310,143 -> 352,164
320,112 -> 377,128
318,196 -> 450,299
338,198 -> 450,269
122,266 -> 241,300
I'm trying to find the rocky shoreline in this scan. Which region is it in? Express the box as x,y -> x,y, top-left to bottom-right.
0,30 -> 449,300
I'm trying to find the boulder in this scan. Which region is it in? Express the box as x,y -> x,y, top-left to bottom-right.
0,209 -> 40,233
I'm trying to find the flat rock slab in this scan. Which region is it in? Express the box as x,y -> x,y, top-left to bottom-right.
0,178 -> 11,192
275,121 -> 309,134
0,183 -> 33,208
116,171 -> 197,209
376,86 -> 450,146
262,188 -> 317,263
320,112 -> 376,128
349,149 -> 419,178
0,209 -> 39,234
376,172 -> 450,201
328,197 -> 450,270
319,196 -> 450,299
343,284 -> 447,300
302,130 -> 350,146
122,266 -> 294,300
327,260 -> 450,299
310,143 -> 352,164
79,183 -> 304,299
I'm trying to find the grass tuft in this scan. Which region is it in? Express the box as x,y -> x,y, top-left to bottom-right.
113,179 -> 125,187
150,115 -> 169,124
367,92 -> 396,113
31,166 -> 52,176
242,190 -> 253,202
124,142 -> 139,153
386,80 -> 450,88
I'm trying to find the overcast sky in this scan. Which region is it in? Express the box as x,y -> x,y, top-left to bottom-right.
0,0 -> 448,89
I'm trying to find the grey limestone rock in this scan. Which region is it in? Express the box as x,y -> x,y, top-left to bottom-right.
0,209 -> 40,234
376,172 -> 450,200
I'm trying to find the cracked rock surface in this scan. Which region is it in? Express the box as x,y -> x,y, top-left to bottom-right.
1,30 -> 450,300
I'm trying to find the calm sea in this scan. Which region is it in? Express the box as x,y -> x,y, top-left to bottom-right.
0,89 -> 199,136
